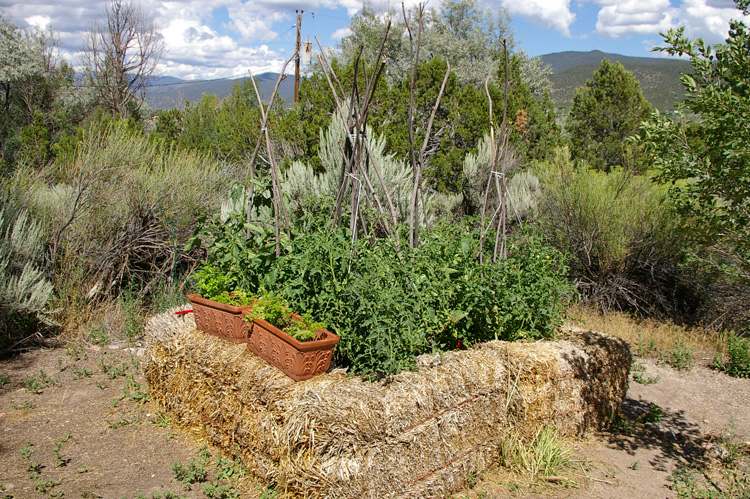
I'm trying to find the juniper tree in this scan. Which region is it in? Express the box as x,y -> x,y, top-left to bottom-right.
566,59 -> 652,171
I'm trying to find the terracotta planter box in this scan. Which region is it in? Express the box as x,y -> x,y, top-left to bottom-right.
245,312 -> 340,381
187,293 -> 254,344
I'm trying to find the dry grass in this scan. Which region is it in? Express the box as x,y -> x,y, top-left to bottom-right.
144,311 -> 631,498
567,304 -> 723,360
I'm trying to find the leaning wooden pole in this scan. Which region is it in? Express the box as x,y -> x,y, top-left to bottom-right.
404,3 -> 425,249
245,52 -> 296,239
494,40 -> 510,261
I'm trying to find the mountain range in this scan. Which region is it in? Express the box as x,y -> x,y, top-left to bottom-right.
145,73 -> 295,111
145,50 -> 692,114
541,50 -> 691,114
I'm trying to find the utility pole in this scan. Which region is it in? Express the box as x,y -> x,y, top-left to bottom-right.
294,10 -> 303,103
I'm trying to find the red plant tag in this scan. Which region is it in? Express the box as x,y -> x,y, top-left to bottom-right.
175,310 -> 194,316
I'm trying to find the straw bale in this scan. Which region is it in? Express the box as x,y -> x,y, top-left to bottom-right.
145,315 -> 630,498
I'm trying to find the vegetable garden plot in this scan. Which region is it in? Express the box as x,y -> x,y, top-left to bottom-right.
145,310 -> 631,498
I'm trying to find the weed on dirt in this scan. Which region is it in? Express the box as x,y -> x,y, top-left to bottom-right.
669,420 -> 750,498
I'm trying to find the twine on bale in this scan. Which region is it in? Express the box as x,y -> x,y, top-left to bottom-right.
144,311 -> 631,498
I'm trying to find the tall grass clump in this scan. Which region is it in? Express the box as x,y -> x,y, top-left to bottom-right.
0,194 -> 56,352
499,426 -> 574,481
535,147 -> 699,320
8,121 -> 233,328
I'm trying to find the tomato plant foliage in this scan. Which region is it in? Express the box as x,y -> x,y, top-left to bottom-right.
193,204 -> 573,376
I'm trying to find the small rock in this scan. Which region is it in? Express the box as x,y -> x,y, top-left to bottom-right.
108,343 -> 121,350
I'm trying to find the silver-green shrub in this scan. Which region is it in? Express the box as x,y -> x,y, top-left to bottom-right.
283,115 -> 461,225
0,195 -> 55,350
9,121 -> 232,310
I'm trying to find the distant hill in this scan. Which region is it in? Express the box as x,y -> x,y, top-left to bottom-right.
145,73 -> 294,110
541,50 -> 692,115
146,51 -> 690,116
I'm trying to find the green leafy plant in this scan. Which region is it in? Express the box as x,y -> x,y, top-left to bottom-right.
24,369 -> 55,393
194,200 -> 572,376
186,178 -> 283,294
0,373 -> 8,386
65,343 -> 85,360
203,483 -> 240,499
86,322 -> 109,346
53,433 -> 71,467
631,362 -> 660,385
120,290 -> 144,342
715,332 -> 750,378
152,411 -> 173,428
257,486 -> 279,499
668,338 -> 695,371
120,373 -> 148,403
207,289 -> 256,307
245,293 -> 324,342
136,493 -> 185,499
172,448 -> 210,490
214,455 -> 247,481
191,264 -> 237,300
262,219 -> 571,375
639,402 -> 664,424
106,415 -> 141,429
99,357 -> 128,379
73,367 -> 92,379
19,442 -> 40,473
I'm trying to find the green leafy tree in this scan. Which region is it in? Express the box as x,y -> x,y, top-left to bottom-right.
0,16 -> 46,170
153,108 -> 184,148
0,16 -> 86,172
566,59 -> 652,171
279,71 -> 336,173
336,0 -> 514,86
492,54 -> 560,162
639,0 -> 750,276
19,111 -> 50,167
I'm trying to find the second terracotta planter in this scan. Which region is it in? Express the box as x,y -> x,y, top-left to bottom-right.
188,294 -> 254,343
245,312 -> 340,381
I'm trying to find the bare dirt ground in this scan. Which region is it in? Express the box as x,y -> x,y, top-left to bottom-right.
1,342 -> 748,498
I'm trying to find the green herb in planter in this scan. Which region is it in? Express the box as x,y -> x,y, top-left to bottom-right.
245,295 -> 324,342
208,289 -> 255,307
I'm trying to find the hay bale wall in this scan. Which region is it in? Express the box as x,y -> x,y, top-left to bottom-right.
145,312 -> 630,498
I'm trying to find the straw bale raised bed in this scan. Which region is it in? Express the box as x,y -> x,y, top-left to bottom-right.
145,311 -> 631,498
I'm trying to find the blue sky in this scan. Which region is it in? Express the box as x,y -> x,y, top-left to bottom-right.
1,0 -> 748,80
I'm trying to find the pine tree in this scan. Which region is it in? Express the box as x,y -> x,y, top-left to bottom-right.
566,59 -> 652,171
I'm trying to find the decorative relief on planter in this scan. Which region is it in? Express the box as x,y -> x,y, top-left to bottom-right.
187,294 -> 253,344
245,314 -> 340,381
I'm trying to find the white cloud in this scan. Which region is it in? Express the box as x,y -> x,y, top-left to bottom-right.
25,15 -> 52,29
676,0 -> 750,41
331,27 -> 351,41
10,0 -> 748,81
500,0 -> 576,37
591,0 -> 750,42
595,0 -> 675,38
